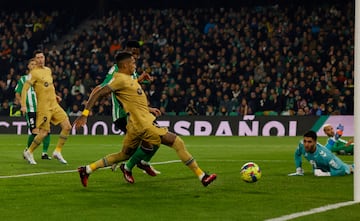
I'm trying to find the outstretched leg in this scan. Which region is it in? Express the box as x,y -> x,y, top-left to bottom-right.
162,132 -> 217,187
78,142 -> 138,187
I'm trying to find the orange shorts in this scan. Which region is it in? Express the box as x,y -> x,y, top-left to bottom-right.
36,105 -> 68,132
122,122 -> 168,151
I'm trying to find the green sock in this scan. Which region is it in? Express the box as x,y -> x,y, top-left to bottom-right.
27,134 -> 36,148
125,145 -> 160,170
126,147 -> 147,170
42,134 -> 50,153
142,145 -> 159,162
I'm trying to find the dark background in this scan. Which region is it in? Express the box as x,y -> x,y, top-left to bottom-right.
1,0 -> 350,10
1,0 -> 352,22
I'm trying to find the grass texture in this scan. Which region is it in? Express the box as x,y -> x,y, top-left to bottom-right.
0,135 -> 358,221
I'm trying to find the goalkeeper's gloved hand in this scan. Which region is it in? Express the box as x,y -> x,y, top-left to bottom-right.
314,169 -> 331,176
334,124 -> 344,140
288,167 -> 304,176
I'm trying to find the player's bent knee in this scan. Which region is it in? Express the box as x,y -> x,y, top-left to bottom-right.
161,132 -> 177,146
141,141 -> 155,154
37,131 -> 48,140
171,136 -> 185,151
64,123 -> 72,132
31,128 -> 39,135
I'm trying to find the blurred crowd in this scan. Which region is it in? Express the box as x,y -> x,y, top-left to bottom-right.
0,2 -> 355,117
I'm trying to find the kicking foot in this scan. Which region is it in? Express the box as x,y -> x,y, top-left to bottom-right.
120,163 -> 134,184
78,166 -> 90,187
201,173 -> 217,187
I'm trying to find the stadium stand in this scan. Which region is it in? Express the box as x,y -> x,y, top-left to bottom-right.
0,0 -> 355,116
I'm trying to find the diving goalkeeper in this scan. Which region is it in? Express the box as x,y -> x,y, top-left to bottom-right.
288,130 -> 353,177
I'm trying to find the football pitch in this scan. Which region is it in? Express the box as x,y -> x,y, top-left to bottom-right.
0,134 -> 358,221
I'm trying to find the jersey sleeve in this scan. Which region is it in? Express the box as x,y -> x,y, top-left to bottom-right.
20,80 -> 31,107
27,72 -> 37,85
294,142 -> 303,168
101,65 -> 118,87
15,79 -> 24,94
107,75 -> 124,91
20,73 -> 36,107
100,74 -> 114,87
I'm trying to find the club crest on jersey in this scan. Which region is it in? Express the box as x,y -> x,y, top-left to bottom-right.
44,82 -> 49,87
137,88 -> 142,95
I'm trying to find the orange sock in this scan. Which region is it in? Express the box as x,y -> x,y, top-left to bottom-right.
54,147 -> 62,153
194,167 -> 205,179
172,137 -> 205,179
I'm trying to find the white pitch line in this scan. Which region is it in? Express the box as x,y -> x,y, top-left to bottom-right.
151,160 -> 181,165
1,159 -> 291,179
0,160 -> 182,179
265,201 -> 359,221
0,169 -> 76,179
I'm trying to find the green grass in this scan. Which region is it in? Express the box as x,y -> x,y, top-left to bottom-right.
0,135 -> 358,221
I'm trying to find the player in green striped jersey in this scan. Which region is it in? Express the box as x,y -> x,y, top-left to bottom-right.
323,124 -> 354,155
87,41 -> 160,180
15,58 -> 51,160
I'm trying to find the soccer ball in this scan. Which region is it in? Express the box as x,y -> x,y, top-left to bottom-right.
240,162 -> 262,183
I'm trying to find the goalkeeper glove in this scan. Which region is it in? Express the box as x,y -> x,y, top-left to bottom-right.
288,167 -> 304,176
314,169 -> 331,176
334,124 -> 344,140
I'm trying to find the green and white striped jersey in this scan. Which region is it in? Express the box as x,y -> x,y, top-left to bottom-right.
15,75 -> 37,113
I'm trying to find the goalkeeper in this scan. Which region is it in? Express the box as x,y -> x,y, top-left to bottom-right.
323,124 -> 354,155
289,130 -> 353,177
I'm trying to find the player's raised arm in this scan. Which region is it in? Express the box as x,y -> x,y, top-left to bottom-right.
137,72 -> 153,83
73,85 -> 113,130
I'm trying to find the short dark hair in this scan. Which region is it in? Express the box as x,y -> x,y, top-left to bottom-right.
126,40 -> 140,48
303,130 -> 317,141
33,50 -> 43,57
115,51 -> 132,64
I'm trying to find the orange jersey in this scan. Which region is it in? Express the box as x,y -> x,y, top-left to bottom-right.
107,72 -> 156,130
26,66 -> 58,112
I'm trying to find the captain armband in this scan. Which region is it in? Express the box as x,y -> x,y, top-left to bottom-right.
82,109 -> 90,117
